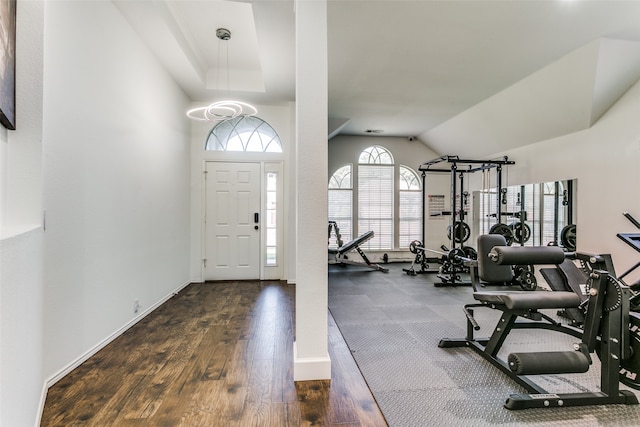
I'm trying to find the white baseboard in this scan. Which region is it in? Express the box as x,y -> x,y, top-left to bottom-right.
293,342 -> 331,381
34,382 -> 48,427
43,280 -> 191,389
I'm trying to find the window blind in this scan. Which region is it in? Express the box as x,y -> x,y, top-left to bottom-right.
328,189 -> 353,247
358,165 -> 394,249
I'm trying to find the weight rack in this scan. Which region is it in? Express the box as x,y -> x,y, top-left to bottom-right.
419,155 -> 515,286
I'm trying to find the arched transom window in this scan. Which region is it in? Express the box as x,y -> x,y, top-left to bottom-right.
358,145 -> 393,164
205,116 -> 282,152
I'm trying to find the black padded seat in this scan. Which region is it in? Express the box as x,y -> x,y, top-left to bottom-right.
473,291 -> 580,310
336,230 -> 374,255
477,234 -> 513,282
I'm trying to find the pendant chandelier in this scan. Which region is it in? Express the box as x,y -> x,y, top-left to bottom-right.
187,28 -> 257,122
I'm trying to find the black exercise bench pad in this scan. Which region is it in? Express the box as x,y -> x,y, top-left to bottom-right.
334,230 -> 375,255
473,291 -> 580,310
490,246 -> 566,265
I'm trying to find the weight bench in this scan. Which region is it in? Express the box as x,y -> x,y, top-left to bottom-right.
328,230 -> 389,273
440,237 -> 638,409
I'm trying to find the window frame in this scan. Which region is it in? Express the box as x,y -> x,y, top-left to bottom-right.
398,165 -> 422,248
205,115 -> 283,153
328,164 -> 353,247
328,146 -> 424,252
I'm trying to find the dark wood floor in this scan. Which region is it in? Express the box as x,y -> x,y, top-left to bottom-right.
40,281 -> 388,426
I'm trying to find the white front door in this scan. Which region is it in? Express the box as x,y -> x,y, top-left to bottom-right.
205,162 -> 261,280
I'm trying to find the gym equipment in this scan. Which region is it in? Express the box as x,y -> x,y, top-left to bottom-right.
560,224 -> 577,251
328,221 -> 344,247
510,187 -> 531,245
621,312 -> 640,389
510,221 -> 531,245
486,212 -> 531,246
403,240 -> 475,282
512,222 -> 531,244
488,187 -> 531,246
616,212 -> 640,294
446,220 -> 471,244
512,265 -> 536,290
477,234 -> 538,290
553,180 -> 576,250
328,223 -> 389,272
625,211 -> 640,229
618,233 -> 640,286
462,245 -> 477,261
419,155 -> 515,286
439,239 -> 639,410
403,240 -> 442,276
489,223 -> 514,246
539,259 -> 590,326
434,245 -> 475,286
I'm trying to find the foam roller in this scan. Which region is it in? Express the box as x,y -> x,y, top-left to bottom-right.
507,350 -> 590,375
489,246 -> 566,265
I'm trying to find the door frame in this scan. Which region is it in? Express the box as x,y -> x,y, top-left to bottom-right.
202,160 -> 284,281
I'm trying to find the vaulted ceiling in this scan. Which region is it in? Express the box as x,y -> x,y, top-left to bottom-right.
116,0 -> 640,158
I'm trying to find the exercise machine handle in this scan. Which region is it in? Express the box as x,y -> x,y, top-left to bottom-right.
463,307 -> 480,331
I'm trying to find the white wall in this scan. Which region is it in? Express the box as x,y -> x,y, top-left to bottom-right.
0,2 -> 45,426
1,0 -> 43,238
1,230 -> 43,427
469,78 -> 640,284
41,0 -> 191,397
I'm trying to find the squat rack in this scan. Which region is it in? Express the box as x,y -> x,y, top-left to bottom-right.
419,155 -> 515,285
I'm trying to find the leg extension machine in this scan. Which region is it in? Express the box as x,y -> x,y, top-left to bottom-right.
440,240 -> 638,409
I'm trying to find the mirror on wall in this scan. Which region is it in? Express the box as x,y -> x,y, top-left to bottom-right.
474,179 -> 577,249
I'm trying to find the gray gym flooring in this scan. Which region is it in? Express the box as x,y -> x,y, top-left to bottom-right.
328,263 -> 640,426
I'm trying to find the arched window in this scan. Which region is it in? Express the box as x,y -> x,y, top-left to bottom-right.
205,116 -> 282,152
328,145 -> 426,252
399,166 -> 422,248
359,146 -> 394,250
358,145 -> 393,164
328,165 -> 353,247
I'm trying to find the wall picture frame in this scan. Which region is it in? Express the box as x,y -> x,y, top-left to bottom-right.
0,0 -> 16,130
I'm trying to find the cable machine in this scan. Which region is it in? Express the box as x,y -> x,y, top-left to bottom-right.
417,155 -> 515,286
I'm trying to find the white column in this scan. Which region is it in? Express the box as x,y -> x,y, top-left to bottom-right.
293,0 -> 330,381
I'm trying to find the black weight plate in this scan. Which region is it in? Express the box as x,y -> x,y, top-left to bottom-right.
447,221 -> 471,244
490,223 -> 514,246
620,312 -> 640,390
453,221 -> 471,243
448,248 -> 465,265
518,270 -> 537,291
462,246 -> 477,260
409,240 -> 422,254
561,224 -> 577,251
510,222 -> 531,244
